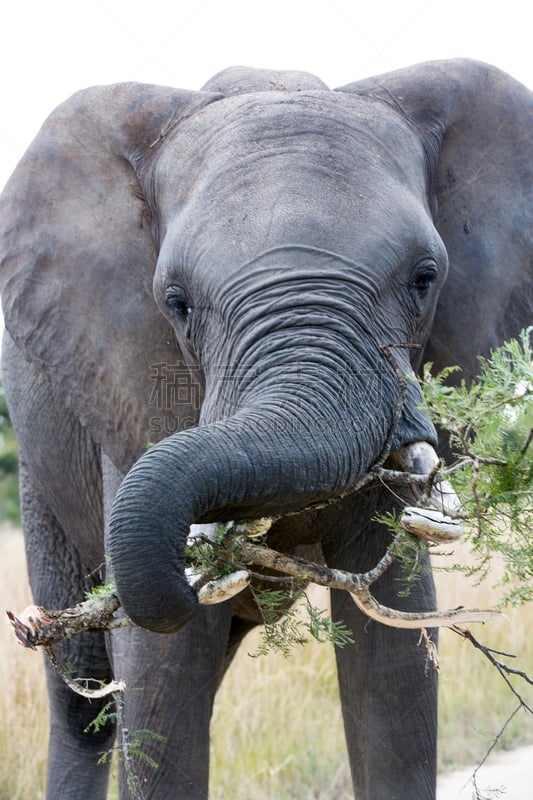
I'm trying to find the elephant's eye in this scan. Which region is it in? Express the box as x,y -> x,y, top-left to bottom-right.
165,287 -> 191,316
411,261 -> 438,295
165,286 -> 193,320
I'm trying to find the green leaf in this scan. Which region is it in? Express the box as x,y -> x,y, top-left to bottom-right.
408,329 -> 533,608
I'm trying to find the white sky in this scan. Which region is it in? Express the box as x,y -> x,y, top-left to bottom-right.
1,0 -> 532,191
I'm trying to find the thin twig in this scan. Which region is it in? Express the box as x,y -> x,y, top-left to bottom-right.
470,457 -> 484,542
520,426 -> 533,457
420,458 -> 442,505
44,644 -> 125,698
374,343 -> 413,469
282,342 -> 422,518
469,703 -> 524,796
451,626 -> 533,711
116,692 -> 147,800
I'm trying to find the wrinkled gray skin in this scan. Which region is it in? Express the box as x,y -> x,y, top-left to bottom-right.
1,60 -> 533,799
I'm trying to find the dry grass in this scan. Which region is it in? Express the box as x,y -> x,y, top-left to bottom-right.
1,527 -> 531,798
210,586 -> 351,800
0,526 -> 48,800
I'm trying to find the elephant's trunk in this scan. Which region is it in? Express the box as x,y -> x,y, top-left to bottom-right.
108,355 -> 436,633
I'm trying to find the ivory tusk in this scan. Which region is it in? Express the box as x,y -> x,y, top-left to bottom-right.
197,570 -> 251,604
188,522 -> 219,543
187,523 -> 252,604
401,506 -> 463,543
391,441 -> 462,531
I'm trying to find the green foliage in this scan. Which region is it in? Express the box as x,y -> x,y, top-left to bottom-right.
97,728 -> 166,769
85,580 -> 116,601
125,729 -> 166,769
0,383 -> 20,523
84,700 -> 116,735
185,524 -> 238,579
249,586 -> 354,658
381,513 -> 431,596
419,328 -> 533,607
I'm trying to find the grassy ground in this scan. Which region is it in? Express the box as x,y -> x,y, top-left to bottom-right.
0,527 -> 48,800
1,526 -> 531,799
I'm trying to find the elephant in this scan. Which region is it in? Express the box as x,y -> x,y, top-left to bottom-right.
1,58 -> 532,800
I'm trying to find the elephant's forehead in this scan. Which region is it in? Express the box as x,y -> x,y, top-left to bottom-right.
160,90 -> 423,179
154,90 -> 427,229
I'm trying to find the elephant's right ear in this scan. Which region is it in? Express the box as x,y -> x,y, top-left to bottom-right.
0,84 -> 220,470
336,60 -> 533,377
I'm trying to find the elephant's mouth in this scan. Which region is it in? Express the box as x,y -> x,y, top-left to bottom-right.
187,439 -> 463,608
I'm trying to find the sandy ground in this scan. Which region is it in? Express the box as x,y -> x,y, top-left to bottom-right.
437,744 -> 533,799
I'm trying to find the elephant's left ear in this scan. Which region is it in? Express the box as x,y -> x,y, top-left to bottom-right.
337,59 -> 533,376
0,83 -> 221,470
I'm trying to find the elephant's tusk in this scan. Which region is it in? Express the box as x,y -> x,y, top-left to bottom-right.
187,523 -> 253,604
425,476 -> 461,518
188,522 -> 219,544
196,570 -> 251,604
391,441 -> 464,540
400,506 -> 463,543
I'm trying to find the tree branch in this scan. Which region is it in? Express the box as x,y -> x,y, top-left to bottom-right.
7,526 -> 500,653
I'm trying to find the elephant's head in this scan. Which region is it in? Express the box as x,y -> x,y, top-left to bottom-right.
2,61 -> 532,632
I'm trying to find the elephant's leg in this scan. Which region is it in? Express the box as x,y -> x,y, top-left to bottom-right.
322,495 -> 438,800
109,602 -> 233,800
101,453 -> 237,799
3,336 -> 115,798
19,464 -> 115,800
